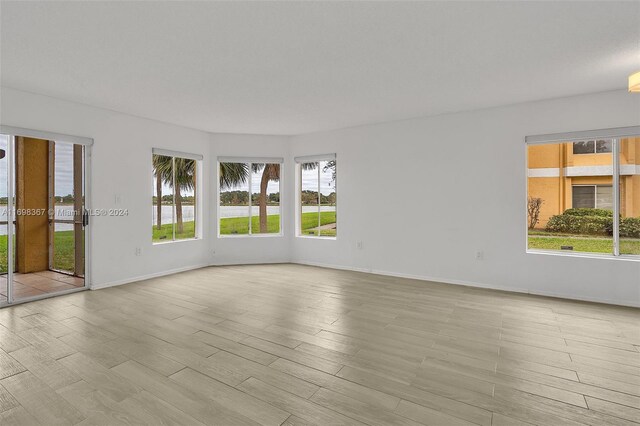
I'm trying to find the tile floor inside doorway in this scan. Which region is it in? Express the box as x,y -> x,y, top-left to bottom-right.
0,271 -> 84,301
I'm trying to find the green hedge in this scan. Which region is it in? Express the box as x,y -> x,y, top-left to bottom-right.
562,208 -> 613,218
546,208 -> 640,238
606,217 -> 640,238
546,214 -> 611,235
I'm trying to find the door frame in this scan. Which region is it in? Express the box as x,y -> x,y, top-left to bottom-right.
0,125 -> 93,306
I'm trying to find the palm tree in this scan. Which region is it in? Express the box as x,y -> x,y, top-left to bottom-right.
173,158 -> 196,234
218,161 -> 335,233
219,162 -> 280,233
220,162 -> 248,190
153,155 -> 169,230
253,163 -> 280,233
153,156 -> 196,234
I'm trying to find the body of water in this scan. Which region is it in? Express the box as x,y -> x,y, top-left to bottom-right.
0,204 -> 336,234
152,205 -> 336,225
0,205 -> 79,235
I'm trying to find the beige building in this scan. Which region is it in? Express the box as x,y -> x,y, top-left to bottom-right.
528,138 -> 640,227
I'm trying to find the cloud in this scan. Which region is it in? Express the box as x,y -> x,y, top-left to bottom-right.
0,136 -> 79,198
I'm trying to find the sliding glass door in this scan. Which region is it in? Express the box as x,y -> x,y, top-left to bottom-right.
0,129 -> 91,306
0,135 -> 9,304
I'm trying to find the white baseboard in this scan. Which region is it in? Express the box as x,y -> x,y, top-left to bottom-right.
293,260 -> 640,308
90,263 -> 210,290
88,259 -> 639,308
210,259 -> 288,267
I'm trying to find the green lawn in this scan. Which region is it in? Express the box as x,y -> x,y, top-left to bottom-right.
53,231 -> 75,272
0,231 -> 75,273
300,211 -> 336,237
217,211 -> 336,236
153,221 -> 196,241
153,211 -> 337,240
212,211 -> 337,236
218,214 -> 281,235
528,234 -> 640,255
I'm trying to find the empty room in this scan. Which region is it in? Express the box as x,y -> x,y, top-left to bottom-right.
0,1 -> 639,425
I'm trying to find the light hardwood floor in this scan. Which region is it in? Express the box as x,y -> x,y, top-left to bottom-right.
0,264 -> 638,425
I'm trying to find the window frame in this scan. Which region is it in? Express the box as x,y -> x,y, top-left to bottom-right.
294,154 -> 337,240
525,126 -> 640,260
216,157 -> 284,238
572,139 -> 613,155
571,184 -> 613,210
152,148 -> 202,245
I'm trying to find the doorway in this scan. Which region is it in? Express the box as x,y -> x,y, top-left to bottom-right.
0,128 -> 91,306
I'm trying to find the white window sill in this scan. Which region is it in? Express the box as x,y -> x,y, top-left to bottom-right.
296,235 -> 337,240
218,233 -> 284,239
152,237 -> 200,246
527,249 -> 640,262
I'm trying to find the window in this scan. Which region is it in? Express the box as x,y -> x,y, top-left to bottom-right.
572,139 -> 612,154
218,157 -> 282,236
295,154 -> 336,237
152,149 -> 202,243
526,129 -> 640,257
572,185 -> 613,210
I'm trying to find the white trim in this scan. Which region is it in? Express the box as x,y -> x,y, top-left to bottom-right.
91,263 -> 209,290
218,156 -> 283,164
152,150 -> 201,244
529,165 -> 639,178
0,125 -> 94,146
563,165 -> 613,177
84,144 -> 92,290
295,158 -> 337,239
152,148 -> 203,161
525,126 -> 640,145
612,139 -> 620,256
621,164 -> 640,175
294,260 -> 640,308
218,233 -> 283,239
2,287 -> 87,307
527,168 -> 560,178
209,260 -> 288,267
526,248 -> 640,262
6,136 -> 14,303
561,165 -> 639,177
294,153 -> 336,163
248,164 -> 253,234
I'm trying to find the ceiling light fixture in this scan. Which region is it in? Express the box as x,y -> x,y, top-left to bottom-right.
630,71 -> 640,92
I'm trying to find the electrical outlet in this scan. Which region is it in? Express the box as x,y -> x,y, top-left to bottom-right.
135,247 -> 142,256
476,251 -> 484,260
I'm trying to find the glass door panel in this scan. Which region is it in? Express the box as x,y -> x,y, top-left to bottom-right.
0,135 -> 8,304
12,138 -> 85,302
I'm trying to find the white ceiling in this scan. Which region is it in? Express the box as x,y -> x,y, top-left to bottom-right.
1,1 -> 639,135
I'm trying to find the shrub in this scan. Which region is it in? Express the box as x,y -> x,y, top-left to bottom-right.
527,197 -> 543,229
604,217 -> 640,238
562,208 -> 613,218
545,214 -> 611,235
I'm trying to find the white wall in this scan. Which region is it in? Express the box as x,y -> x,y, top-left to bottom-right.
3,86 -> 639,306
290,90 -> 640,306
210,133 -> 292,265
0,88 -> 214,287
0,88 -> 292,288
